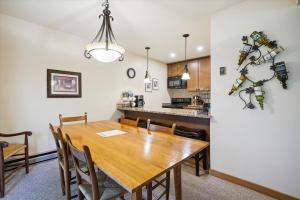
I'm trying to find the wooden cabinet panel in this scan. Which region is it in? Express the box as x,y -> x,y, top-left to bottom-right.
168,57 -> 211,90
177,62 -> 186,76
168,64 -> 178,77
198,57 -> 211,90
187,60 -> 199,91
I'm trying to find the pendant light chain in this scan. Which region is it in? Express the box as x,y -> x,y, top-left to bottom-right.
185,36 -> 187,61
182,34 -> 191,80
147,48 -> 148,71
146,47 -> 150,72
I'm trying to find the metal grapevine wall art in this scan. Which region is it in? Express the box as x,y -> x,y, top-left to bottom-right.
229,31 -> 288,110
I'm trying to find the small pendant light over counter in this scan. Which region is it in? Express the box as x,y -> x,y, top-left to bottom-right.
84,0 -> 125,63
144,47 -> 151,83
182,34 -> 191,80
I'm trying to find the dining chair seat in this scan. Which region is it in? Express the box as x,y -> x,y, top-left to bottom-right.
0,131 -> 32,197
3,144 -> 26,160
79,171 -> 125,200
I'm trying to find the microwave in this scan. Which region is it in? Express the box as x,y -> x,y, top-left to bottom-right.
168,76 -> 187,89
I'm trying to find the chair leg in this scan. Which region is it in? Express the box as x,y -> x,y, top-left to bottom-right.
58,165 -> 66,196
64,169 -> 71,200
195,153 -> 200,176
165,171 -> 170,200
0,160 -> 4,198
203,147 -> 209,170
147,182 -> 152,200
77,188 -> 83,200
25,147 -> 29,174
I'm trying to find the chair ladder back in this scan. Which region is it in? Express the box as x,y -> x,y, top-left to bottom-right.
120,117 -> 140,127
147,119 -> 176,135
65,134 -> 99,200
49,124 -> 66,163
59,112 -> 87,127
56,128 -> 72,169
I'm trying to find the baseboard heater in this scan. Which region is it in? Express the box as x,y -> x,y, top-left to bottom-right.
4,150 -> 57,172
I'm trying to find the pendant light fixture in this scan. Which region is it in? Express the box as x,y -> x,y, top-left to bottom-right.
84,0 -> 125,63
182,34 -> 191,80
144,47 -> 151,83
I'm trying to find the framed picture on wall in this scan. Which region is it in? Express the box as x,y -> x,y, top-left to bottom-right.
47,69 -> 82,98
152,78 -> 159,90
145,82 -> 152,93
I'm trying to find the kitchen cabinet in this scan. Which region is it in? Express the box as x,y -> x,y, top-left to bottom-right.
187,57 -> 211,91
187,57 -> 210,91
187,60 -> 199,91
168,56 -> 210,91
168,63 -> 178,77
167,62 -> 186,77
198,57 -> 211,90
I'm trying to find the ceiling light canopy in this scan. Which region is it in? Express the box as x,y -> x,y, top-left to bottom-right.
182,34 -> 191,80
144,47 -> 151,83
84,0 -> 125,63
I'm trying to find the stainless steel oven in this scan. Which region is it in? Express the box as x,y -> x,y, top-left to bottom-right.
167,76 -> 187,89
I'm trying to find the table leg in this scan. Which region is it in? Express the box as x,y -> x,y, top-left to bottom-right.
131,188 -> 142,200
173,164 -> 182,200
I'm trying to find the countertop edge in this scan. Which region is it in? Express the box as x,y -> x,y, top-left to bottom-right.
117,106 -> 210,119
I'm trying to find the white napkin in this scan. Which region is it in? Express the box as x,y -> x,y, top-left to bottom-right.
96,130 -> 127,137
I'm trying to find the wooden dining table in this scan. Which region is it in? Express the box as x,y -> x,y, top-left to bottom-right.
60,120 -> 209,200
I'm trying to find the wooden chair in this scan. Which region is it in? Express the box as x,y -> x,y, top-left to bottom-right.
59,112 -> 87,127
120,116 -> 140,127
65,134 -> 126,200
146,119 -> 176,200
147,119 -> 176,134
174,127 -> 209,176
49,124 -> 74,200
0,131 -> 32,197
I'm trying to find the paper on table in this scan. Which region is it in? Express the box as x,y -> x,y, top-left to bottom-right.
96,130 -> 127,137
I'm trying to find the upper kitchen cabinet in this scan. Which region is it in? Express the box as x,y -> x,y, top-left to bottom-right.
168,63 -> 177,77
167,56 -> 210,91
187,60 -> 199,91
167,62 -> 186,77
187,56 -> 211,91
198,57 -> 211,90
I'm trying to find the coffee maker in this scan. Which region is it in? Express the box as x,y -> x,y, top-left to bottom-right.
134,95 -> 145,107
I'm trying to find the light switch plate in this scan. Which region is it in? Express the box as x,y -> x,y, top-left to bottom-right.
220,67 -> 226,75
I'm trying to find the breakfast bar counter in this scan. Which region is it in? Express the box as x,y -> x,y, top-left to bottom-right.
117,105 -> 210,119
117,105 -> 210,136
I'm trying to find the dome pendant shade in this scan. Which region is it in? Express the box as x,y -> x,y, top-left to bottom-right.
182,65 -> 191,80
85,42 -> 125,63
182,72 -> 191,80
144,70 -> 151,83
84,0 -> 125,63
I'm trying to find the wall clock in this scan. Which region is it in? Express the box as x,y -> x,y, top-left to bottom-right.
127,68 -> 136,79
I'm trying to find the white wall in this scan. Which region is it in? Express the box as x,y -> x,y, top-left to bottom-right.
0,14 -> 170,155
211,0 -> 300,198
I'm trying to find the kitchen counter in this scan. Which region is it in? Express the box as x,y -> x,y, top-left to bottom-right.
117,105 -> 210,119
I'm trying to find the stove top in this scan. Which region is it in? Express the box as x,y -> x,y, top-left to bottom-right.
162,98 -> 192,109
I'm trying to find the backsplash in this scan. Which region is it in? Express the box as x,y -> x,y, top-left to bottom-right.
167,89 -> 211,103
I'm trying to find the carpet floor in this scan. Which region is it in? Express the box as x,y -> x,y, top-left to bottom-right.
2,159 -> 274,200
